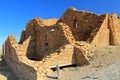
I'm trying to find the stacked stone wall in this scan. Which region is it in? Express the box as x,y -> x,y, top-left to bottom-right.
3,7 -> 120,80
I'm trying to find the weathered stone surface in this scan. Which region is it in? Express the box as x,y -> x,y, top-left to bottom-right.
3,7 -> 120,80
108,13 -> 120,45
90,14 -> 110,46
74,41 -> 94,66
19,18 -> 75,60
42,44 -> 75,67
59,8 -> 105,43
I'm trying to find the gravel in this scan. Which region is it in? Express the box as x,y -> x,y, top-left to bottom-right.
80,61 -> 120,80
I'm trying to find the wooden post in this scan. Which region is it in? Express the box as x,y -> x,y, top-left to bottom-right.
56,63 -> 60,79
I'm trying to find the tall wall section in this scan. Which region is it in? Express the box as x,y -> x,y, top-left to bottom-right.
89,14 -> 109,46
20,18 -> 75,60
58,8 -> 106,42
58,8 -> 120,46
108,13 -> 120,45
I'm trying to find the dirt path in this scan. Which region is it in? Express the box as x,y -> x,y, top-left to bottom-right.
0,59 -> 18,80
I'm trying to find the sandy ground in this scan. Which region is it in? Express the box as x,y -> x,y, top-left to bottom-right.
47,46 -> 120,80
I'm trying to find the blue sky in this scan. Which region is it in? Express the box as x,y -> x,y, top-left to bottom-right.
0,0 -> 120,48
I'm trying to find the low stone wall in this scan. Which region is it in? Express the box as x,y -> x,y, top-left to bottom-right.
3,35 -> 38,80
41,44 -> 75,67
3,35 -> 93,80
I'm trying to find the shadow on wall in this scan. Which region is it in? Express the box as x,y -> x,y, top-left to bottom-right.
25,24 -> 71,61
26,36 -> 38,61
0,59 -> 18,80
59,9 -> 105,42
3,43 -> 37,80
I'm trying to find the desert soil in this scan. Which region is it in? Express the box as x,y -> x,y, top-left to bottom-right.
48,45 -> 120,80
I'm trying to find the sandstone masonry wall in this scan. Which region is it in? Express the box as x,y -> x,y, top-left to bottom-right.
3,35 -> 92,80
3,35 -> 37,80
59,8 -> 105,42
3,7 -> 120,80
20,18 -> 75,60
108,13 -> 120,45
90,14 -> 110,46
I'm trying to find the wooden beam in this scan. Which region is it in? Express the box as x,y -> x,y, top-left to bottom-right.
49,63 -> 74,68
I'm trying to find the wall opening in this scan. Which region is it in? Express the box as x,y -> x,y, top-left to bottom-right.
45,43 -> 48,46
73,19 -> 77,29
29,57 -> 38,61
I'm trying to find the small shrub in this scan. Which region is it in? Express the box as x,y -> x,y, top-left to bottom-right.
75,67 -> 80,71
116,44 -> 120,48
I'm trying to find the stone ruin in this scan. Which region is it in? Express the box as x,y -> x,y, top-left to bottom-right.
2,8 -> 120,80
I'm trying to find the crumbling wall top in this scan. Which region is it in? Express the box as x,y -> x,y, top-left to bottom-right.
7,35 -> 18,47
27,18 -> 58,27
